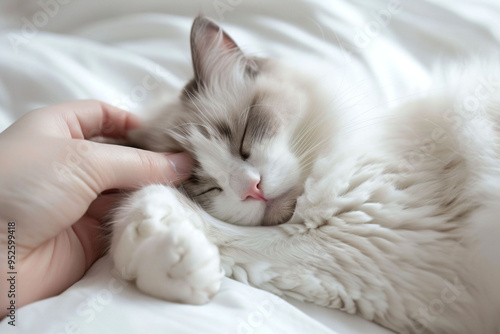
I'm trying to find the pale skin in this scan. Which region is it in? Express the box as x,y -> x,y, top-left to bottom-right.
0,100 -> 193,319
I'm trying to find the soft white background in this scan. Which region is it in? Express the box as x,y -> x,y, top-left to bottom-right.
0,0 -> 499,333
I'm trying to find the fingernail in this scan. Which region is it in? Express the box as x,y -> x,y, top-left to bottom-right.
166,152 -> 194,175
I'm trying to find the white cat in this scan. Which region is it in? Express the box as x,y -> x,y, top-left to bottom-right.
110,16 -> 500,333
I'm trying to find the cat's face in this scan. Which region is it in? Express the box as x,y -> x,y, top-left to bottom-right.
130,16 -> 330,226
169,17 -> 312,226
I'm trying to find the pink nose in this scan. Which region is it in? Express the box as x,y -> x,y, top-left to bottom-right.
244,179 -> 267,202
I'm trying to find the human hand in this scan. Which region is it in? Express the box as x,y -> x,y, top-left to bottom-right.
0,100 -> 193,319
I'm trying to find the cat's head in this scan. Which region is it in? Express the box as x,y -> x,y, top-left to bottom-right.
132,16 -> 331,226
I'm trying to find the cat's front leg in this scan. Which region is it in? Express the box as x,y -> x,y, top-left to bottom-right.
202,216 -> 397,322
110,184 -> 223,304
202,217 -> 350,307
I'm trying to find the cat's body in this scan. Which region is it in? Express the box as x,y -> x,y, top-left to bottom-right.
110,17 -> 500,333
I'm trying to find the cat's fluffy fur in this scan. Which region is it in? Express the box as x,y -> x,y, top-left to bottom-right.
110,16 -> 500,333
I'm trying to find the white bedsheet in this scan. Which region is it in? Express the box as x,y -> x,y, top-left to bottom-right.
1,0 -> 499,333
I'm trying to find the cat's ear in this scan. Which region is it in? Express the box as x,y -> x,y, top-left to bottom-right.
190,16 -> 258,85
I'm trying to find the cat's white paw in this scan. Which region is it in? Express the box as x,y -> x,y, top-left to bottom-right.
111,185 -> 223,305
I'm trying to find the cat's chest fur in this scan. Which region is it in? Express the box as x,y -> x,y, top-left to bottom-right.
279,81 -> 500,332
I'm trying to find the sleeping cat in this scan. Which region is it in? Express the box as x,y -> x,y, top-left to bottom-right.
110,16 -> 500,333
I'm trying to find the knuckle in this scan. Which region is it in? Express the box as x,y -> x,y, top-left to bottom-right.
135,150 -> 162,180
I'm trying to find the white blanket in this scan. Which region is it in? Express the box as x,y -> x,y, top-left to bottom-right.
1,0 -> 499,333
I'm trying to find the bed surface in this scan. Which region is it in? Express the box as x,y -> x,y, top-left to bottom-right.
1,0 -> 499,333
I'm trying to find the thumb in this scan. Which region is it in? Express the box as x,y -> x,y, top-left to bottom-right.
85,142 -> 193,191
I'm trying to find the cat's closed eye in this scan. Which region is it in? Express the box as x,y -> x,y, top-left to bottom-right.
240,151 -> 250,160
195,187 -> 223,197
239,120 -> 250,161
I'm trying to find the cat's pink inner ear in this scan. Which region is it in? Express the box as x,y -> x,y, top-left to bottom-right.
199,17 -> 237,50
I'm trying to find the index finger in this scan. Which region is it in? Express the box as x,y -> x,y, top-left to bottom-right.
35,99 -> 141,139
